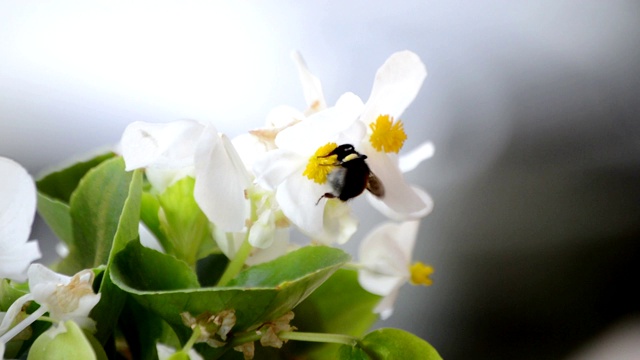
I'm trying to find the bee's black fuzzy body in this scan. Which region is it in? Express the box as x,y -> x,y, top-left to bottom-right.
318,144 -> 385,203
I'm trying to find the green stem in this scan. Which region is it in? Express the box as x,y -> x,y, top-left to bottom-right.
182,326 -> 202,353
278,331 -> 358,346
229,330 -> 358,348
216,233 -> 253,286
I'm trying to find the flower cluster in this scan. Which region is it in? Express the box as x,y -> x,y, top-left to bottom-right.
0,51 -> 440,360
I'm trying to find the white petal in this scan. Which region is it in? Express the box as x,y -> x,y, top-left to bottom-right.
360,51 -> 427,124
366,149 -> 430,217
275,92 -> 365,155
247,209 -> 276,249
120,120 -> 204,171
399,141 -> 435,173
313,200 -> 358,245
0,241 -> 41,282
145,166 -> 194,193
358,222 -> 414,296
245,228 -> 290,266
367,185 -> 433,221
252,149 -> 304,191
291,51 -> 327,112
232,133 -> 270,172
194,127 -> 250,232
265,105 -> 305,129
139,223 -> 164,252
28,264 -> 71,299
213,230 -> 245,261
373,283 -> 403,320
0,157 -> 39,271
276,177 -> 326,235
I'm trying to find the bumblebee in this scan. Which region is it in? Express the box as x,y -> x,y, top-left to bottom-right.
317,144 -> 385,204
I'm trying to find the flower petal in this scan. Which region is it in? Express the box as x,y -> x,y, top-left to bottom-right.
252,149 -> 304,191
367,185 -> 433,221
291,51 -> 327,112
0,241 -> 41,283
313,200 -> 358,245
145,166 -> 195,193
276,176 -> 326,235
358,221 -> 420,298
246,229 -> 290,266
373,283 -> 403,320
275,92 -> 365,155
360,51 -> 427,124
120,120 -> 204,171
0,158 -> 40,282
194,127 -> 251,232
365,148 -> 430,218
399,141 -> 435,173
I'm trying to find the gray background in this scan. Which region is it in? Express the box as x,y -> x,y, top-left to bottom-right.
2,1 -> 640,359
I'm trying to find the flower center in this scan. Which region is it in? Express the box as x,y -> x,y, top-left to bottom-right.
409,261 -> 434,286
369,115 -> 407,153
303,142 -> 338,184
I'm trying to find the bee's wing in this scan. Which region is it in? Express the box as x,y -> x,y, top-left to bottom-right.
366,172 -> 385,198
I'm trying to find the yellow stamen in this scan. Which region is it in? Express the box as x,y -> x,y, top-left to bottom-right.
369,114 -> 407,153
409,262 -> 434,286
303,142 -> 338,184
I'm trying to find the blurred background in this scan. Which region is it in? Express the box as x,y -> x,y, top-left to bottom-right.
2,1 -> 640,359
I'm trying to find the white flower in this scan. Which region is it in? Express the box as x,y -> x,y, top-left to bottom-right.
356,51 -> 434,220
0,156 -> 42,282
120,120 -> 250,232
252,93 -> 366,243
357,220 -> 433,320
0,265 -> 101,348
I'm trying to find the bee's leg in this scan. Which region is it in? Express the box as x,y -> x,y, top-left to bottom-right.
316,192 -> 336,205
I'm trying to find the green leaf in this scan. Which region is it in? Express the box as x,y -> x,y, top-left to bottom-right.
156,177 -> 214,266
118,296 -> 165,360
339,328 -> 442,360
196,253 -> 230,287
289,269 -> 381,359
36,152 -> 115,203
111,243 -> 350,352
36,193 -> 73,246
51,156 -> 143,342
0,279 -> 28,311
140,192 -> 171,253
58,157 -> 140,273
35,153 -> 115,247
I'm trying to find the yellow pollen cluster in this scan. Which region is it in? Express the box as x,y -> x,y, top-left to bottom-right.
303,142 -> 338,184
409,261 -> 434,286
369,114 -> 407,153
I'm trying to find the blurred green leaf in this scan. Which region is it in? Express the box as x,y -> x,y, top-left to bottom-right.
35,153 -> 115,246
36,152 -> 115,203
156,177 -> 214,266
0,279 -> 28,311
57,157 -> 140,273
339,328 -> 442,360
111,243 -> 349,355
50,156 -> 143,343
36,193 -> 73,246
289,269 -> 381,359
196,253 -> 230,287
140,192 -> 171,253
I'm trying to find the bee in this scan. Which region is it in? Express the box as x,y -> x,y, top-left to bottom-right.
316,144 -> 385,204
